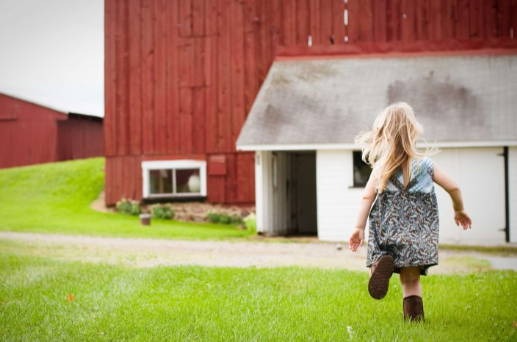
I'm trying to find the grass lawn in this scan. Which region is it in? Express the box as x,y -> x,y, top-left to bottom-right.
0,242 -> 516,341
0,158 -> 254,240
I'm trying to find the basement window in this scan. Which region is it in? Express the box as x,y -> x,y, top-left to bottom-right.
142,160 -> 207,198
353,151 -> 372,187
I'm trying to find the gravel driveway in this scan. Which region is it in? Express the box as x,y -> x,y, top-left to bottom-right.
0,232 -> 516,274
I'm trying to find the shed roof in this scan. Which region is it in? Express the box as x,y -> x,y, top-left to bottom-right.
236,53 -> 517,150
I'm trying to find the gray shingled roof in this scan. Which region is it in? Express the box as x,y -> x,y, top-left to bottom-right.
236,53 -> 517,150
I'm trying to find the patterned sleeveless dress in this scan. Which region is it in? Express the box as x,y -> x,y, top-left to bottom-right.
366,157 -> 439,276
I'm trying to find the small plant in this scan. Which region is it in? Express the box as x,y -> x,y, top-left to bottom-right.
206,211 -> 243,225
151,204 -> 174,220
243,213 -> 256,231
206,212 -> 222,223
229,214 -> 243,225
219,214 -> 231,224
115,198 -> 141,216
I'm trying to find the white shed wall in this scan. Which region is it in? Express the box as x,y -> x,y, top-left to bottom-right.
509,147 -> 517,243
316,147 -> 507,245
432,147 -> 505,244
316,150 -> 364,241
254,150 -> 266,234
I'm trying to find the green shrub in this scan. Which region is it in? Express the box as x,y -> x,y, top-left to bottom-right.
206,212 -> 243,225
115,198 -> 141,216
206,212 -> 222,223
230,214 -> 243,225
243,213 -> 256,231
219,214 -> 231,224
151,205 -> 174,220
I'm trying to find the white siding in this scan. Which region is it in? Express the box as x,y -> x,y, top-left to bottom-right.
254,151 -> 266,234
257,147 -> 509,245
254,150 -> 290,235
316,147 -> 507,245
432,147 -> 505,244
509,147 -> 517,243
316,150 -> 364,241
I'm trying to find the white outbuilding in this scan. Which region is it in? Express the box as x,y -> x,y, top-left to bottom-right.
236,52 -> 517,245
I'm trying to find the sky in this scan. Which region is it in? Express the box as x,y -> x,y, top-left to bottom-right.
0,0 -> 104,117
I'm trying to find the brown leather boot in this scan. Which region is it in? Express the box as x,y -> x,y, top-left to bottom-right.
368,254 -> 394,299
403,295 -> 425,322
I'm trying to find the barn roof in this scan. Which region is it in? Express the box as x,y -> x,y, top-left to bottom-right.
235,53 -> 517,151
0,92 -> 100,120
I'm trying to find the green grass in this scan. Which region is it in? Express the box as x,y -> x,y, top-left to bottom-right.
0,243 -> 515,341
0,158 -> 254,240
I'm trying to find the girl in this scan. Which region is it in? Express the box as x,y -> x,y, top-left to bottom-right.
348,102 -> 472,322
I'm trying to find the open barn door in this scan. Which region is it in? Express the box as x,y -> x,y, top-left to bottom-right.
286,151 -> 317,236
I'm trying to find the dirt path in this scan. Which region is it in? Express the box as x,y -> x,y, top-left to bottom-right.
0,232 -> 516,274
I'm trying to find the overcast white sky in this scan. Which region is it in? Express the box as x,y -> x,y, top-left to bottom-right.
0,0 -> 104,117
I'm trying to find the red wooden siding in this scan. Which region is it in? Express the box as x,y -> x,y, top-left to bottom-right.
104,0 -> 517,206
0,94 -> 63,168
57,114 -> 104,161
0,94 -> 103,169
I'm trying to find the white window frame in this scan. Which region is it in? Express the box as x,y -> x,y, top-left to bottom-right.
142,160 -> 207,198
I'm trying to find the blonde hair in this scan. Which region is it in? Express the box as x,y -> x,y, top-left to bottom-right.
355,102 -> 426,192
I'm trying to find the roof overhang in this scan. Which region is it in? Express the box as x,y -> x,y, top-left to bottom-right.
239,141 -> 517,152
236,52 -> 517,151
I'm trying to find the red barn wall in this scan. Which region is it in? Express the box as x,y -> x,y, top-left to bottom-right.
104,0 -> 517,206
0,93 -> 64,168
57,115 -> 104,161
0,94 -> 104,169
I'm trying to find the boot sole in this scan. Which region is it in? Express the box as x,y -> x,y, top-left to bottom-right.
368,255 -> 394,299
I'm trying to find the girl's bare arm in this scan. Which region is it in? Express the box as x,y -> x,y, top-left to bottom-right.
432,164 -> 472,229
354,173 -> 378,230
432,165 -> 464,210
348,173 -> 377,251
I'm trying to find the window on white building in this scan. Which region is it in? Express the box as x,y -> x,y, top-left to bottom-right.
353,151 -> 372,187
142,160 -> 207,198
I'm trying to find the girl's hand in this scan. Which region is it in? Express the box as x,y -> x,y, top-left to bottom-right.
348,228 -> 364,252
454,210 -> 472,230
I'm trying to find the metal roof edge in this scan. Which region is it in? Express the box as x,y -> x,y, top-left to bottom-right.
0,91 -> 68,114
0,91 -> 103,118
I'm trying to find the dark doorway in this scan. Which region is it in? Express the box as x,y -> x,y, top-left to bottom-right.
286,151 -> 317,236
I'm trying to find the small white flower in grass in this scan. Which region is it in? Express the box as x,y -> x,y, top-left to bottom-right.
346,325 -> 354,339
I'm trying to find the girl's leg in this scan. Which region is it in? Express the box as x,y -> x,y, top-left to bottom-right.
399,267 -> 422,297
400,267 -> 424,321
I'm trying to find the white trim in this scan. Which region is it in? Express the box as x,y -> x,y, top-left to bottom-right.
509,147 -> 517,243
236,140 -> 517,151
272,153 -> 278,189
142,160 -> 206,169
172,169 -> 177,194
416,141 -> 517,148
141,160 -> 207,198
237,143 -> 358,151
255,151 -> 264,233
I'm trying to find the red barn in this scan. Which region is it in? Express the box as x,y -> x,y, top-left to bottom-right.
104,0 -> 517,207
0,93 -> 104,168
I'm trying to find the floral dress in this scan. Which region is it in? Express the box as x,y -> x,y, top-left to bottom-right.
366,157 -> 439,276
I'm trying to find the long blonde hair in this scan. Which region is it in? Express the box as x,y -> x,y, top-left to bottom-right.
355,102 -> 425,192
